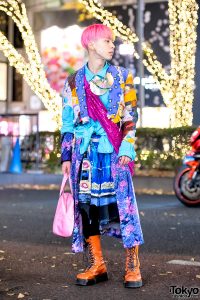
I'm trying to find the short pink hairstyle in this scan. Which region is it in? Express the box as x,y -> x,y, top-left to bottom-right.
81,24 -> 114,49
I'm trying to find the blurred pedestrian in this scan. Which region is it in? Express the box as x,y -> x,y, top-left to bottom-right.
61,24 -> 144,288
0,134 -> 12,172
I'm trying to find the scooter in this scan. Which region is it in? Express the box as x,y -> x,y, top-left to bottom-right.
174,127 -> 200,206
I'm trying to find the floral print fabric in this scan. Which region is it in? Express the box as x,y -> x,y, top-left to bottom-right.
70,138 -> 144,253
61,132 -> 74,162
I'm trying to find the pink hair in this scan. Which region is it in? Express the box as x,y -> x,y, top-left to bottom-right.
81,24 -> 114,49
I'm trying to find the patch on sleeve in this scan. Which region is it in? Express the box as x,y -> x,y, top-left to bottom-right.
62,80 -> 72,108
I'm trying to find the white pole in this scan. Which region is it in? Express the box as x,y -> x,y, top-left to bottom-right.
136,0 -> 145,127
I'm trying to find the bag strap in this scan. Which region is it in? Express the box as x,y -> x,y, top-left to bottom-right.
60,174 -> 72,196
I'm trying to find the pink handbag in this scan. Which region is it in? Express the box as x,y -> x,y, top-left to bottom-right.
53,174 -> 74,237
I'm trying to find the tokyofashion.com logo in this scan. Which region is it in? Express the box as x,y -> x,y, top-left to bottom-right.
170,286 -> 200,298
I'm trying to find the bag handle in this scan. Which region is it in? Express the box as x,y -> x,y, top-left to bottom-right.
60,173 -> 72,196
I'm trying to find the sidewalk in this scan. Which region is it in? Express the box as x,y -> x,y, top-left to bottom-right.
0,171 -> 174,194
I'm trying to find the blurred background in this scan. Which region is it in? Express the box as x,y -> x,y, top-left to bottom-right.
0,0 -> 199,173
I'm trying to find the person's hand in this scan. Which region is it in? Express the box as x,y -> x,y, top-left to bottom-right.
119,156 -> 131,165
62,161 -> 71,175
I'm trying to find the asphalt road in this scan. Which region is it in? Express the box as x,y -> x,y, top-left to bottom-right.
0,188 -> 200,300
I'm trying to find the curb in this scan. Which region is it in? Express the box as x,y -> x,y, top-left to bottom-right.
0,173 -> 174,194
133,176 -> 174,194
0,173 -> 63,186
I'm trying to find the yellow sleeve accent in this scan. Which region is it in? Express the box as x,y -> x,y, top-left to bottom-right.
72,88 -> 79,106
111,114 -> 122,124
124,137 -> 135,144
124,90 -> 137,103
125,73 -> 134,85
124,72 -> 137,107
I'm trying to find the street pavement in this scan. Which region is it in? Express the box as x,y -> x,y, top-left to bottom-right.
0,188 -> 200,300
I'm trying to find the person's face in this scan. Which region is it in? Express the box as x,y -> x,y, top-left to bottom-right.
89,37 -> 115,60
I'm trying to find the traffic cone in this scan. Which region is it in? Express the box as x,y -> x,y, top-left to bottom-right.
9,138 -> 22,174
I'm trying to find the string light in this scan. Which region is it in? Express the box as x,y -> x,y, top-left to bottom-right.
167,0 -> 198,127
78,0 -> 198,127
0,0 -> 62,126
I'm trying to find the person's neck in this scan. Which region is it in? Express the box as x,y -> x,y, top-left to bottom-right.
87,56 -> 106,74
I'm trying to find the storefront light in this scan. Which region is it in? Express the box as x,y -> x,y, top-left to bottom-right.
0,121 -> 8,135
119,43 -> 135,56
19,115 -> 31,137
41,25 -> 83,52
0,62 -> 7,101
134,76 -> 159,90
137,107 -> 171,128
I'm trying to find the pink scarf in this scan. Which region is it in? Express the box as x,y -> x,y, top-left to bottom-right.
84,77 -> 134,175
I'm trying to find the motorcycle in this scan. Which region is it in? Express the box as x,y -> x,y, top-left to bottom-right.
174,127 -> 200,206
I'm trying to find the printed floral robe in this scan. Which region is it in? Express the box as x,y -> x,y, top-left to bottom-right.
61,64 -> 144,252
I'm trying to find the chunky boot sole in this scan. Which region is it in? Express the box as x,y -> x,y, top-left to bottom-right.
124,280 -> 143,288
76,272 -> 108,286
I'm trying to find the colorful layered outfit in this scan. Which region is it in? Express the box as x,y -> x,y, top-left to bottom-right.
61,62 -> 144,253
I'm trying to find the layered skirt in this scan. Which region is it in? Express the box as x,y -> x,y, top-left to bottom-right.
70,135 -> 144,252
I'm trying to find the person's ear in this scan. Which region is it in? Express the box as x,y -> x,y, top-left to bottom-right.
88,41 -> 95,51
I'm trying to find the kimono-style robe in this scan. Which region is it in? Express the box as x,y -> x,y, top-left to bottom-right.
61,63 -> 144,253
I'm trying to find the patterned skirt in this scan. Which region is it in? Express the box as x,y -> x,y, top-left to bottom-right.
78,135 -> 120,227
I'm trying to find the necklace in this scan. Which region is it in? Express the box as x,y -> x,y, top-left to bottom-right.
89,72 -> 114,95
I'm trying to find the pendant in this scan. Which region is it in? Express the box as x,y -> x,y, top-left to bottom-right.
89,73 -> 114,96
89,80 -> 108,95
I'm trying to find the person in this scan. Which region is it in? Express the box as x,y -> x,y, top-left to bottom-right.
61,23 -> 144,288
